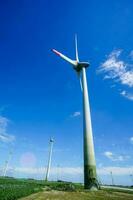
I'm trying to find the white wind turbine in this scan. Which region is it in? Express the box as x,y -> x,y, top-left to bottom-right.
45,138 -> 54,181
3,150 -> 13,177
52,36 -> 99,190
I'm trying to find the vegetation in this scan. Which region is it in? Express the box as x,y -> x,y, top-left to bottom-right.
0,177 -> 133,200
41,181 -> 83,191
0,177 -> 43,200
0,177 -> 82,199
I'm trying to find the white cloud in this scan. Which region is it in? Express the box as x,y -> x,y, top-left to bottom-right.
0,116 -> 15,143
99,50 -> 126,80
130,137 -> 133,144
98,166 -> 133,175
104,151 -> 129,162
3,166 -> 133,177
14,167 -> 83,175
0,133 -> 15,143
98,50 -> 133,100
104,151 -> 113,159
120,71 -> 133,87
120,90 -> 133,101
71,111 -> 81,118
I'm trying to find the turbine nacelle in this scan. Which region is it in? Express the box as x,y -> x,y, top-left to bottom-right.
50,138 -> 54,143
74,61 -> 89,72
52,36 -> 90,90
52,49 -> 89,73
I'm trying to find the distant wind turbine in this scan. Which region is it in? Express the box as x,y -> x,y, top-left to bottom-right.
129,174 -> 133,185
45,138 -> 54,181
110,171 -> 115,185
3,151 -> 13,177
52,35 -> 99,190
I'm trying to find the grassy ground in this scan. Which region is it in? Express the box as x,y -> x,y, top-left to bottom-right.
19,190 -> 133,200
0,177 -> 43,200
0,178 -> 133,200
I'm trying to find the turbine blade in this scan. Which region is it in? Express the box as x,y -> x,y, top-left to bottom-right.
52,49 -> 76,66
75,34 -> 79,62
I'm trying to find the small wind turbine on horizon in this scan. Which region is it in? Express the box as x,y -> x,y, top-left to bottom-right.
129,174 -> 133,185
3,150 -> 13,177
110,171 -> 115,186
45,138 -> 54,181
52,35 -> 99,190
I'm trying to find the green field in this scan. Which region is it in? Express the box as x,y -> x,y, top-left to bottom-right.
0,177 -> 82,200
0,177 -> 133,200
0,177 -> 43,200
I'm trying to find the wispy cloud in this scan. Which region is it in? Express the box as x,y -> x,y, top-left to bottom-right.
99,50 -> 133,87
0,116 -> 15,143
120,90 -> 133,101
71,111 -> 81,118
98,50 -> 133,100
104,151 -> 130,162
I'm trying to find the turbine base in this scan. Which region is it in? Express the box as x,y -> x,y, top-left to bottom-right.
84,178 -> 100,190
84,164 -> 100,190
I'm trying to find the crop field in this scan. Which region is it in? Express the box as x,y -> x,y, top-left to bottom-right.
0,177 -> 82,200
0,177 -> 43,200
0,177 -> 133,200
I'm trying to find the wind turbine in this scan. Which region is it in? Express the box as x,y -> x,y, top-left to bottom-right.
3,151 -> 13,177
110,171 -> 115,185
129,174 -> 133,185
45,138 -> 54,181
52,36 -> 99,190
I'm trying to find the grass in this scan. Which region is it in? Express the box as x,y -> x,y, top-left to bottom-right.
0,177 -> 82,199
0,177 -> 43,200
0,177 -> 133,200
20,190 -> 133,200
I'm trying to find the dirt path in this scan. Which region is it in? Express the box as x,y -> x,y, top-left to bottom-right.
20,190 -> 133,200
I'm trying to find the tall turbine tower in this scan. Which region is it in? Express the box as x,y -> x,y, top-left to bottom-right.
45,138 -> 54,181
52,36 -> 99,190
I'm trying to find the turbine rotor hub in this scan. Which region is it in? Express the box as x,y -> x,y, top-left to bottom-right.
74,62 -> 90,72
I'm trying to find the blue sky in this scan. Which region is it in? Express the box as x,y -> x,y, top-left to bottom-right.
0,0 -> 133,185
